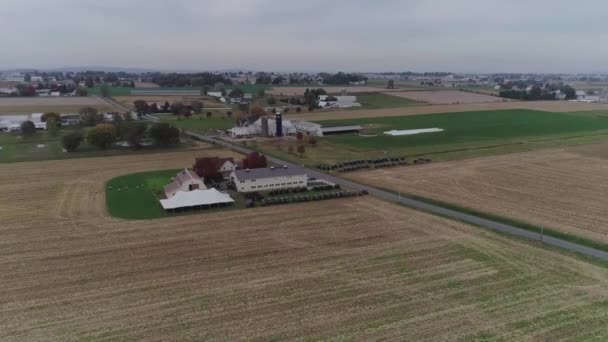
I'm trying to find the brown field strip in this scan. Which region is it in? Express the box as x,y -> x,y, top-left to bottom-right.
385,90 -> 505,104
286,101 -> 608,121
346,144 -> 608,245
2,151 -> 608,340
0,97 -> 110,114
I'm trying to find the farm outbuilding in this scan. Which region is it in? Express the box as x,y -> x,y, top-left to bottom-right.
160,188 -> 234,210
321,125 -> 363,135
230,166 -> 308,193
164,169 -> 206,198
228,116 -> 297,138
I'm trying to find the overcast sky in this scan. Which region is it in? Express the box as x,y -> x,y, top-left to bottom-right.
1,0 -> 607,73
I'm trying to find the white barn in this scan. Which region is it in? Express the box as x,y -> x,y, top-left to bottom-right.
230,166 -> 308,193
229,117 -> 297,138
164,169 -> 207,198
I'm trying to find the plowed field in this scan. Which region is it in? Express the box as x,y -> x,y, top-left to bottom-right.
2,151 -> 608,340
347,144 -> 608,245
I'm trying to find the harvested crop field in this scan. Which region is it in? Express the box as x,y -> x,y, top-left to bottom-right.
2,153 -> 608,340
286,100 -> 608,121
0,97 -> 110,114
386,90 -> 505,104
268,86 -> 389,96
347,144 -> 608,246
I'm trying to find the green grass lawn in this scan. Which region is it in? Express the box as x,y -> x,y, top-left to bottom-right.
253,109 -> 608,166
318,109 -> 608,151
106,170 -> 250,220
106,170 -> 179,220
357,93 -> 423,108
159,113 -> 236,132
0,127 -> 191,163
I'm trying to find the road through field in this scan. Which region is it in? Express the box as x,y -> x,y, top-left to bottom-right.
188,131 -> 608,261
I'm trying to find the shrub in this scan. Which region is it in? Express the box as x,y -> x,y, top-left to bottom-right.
47,118 -> 59,137
297,145 -> 306,155
62,131 -> 84,152
87,123 -> 117,150
149,122 -> 180,147
79,107 -> 102,127
20,120 -> 36,136
41,112 -> 61,123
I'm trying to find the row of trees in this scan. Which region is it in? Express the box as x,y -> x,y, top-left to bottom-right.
10,84 -> 87,97
318,72 -> 367,85
61,122 -> 180,152
151,73 -> 233,87
499,85 -> 576,101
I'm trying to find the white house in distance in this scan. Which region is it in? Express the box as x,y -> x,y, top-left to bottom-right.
164,169 -> 207,198
230,166 -> 308,193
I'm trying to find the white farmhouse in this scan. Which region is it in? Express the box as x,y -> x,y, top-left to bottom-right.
230,166 -> 308,193
164,169 -> 207,198
229,116 -> 297,138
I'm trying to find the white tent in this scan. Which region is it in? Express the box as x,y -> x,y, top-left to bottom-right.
160,188 -> 234,210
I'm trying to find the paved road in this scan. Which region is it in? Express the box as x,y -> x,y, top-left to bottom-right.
185,131 -> 608,262
94,95 -> 133,113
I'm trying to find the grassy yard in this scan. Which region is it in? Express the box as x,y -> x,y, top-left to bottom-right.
158,113 -> 236,132
106,170 -> 247,220
0,128 -> 191,163
106,169 -> 179,220
318,109 -> 608,150
357,93 -> 423,108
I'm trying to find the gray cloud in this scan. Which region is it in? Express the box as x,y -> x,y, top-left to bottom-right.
1,0 -> 607,73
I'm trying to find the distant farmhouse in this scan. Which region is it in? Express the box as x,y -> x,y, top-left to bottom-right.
230,166 -> 308,193
318,95 -> 362,109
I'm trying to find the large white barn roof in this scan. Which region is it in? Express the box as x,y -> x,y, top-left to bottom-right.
159,188 -> 234,210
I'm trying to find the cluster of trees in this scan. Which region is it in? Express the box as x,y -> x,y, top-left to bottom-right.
499,84 -> 576,101
304,88 -> 327,110
241,152 -> 267,169
151,73 -> 232,87
318,72 -> 367,85
62,121 -> 180,152
133,100 -> 199,116
10,83 -> 86,97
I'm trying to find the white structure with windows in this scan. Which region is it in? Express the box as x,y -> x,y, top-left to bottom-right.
164,169 -> 207,198
230,167 -> 308,193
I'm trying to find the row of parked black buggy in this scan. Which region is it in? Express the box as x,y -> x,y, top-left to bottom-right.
260,190 -> 368,207
316,157 -> 432,173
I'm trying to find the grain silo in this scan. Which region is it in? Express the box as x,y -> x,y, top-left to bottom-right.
275,113 -> 283,137
261,117 -> 269,137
